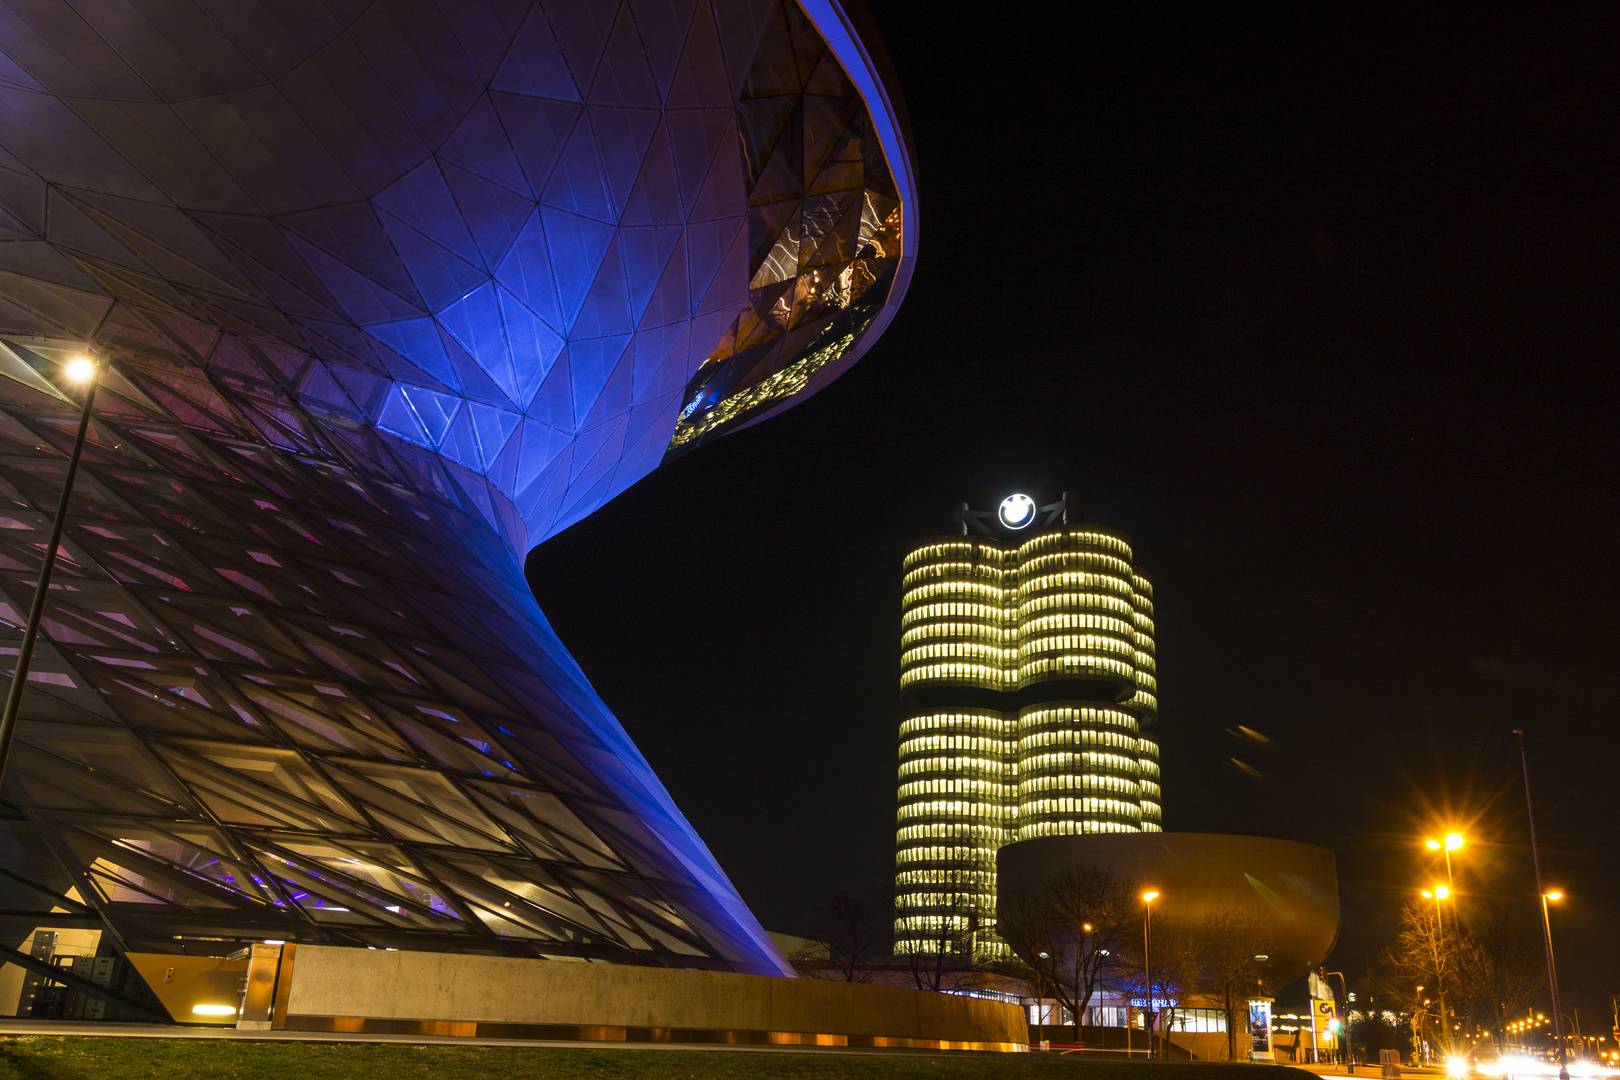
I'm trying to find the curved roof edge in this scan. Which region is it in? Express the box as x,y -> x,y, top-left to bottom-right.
731,0 -> 919,437
802,0 -> 919,221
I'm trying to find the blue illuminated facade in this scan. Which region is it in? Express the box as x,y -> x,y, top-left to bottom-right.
0,0 -> 914,992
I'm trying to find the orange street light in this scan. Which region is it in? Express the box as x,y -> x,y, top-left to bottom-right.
0,349 -> 102,788
1142,890 -> 1160,1060
1425,832 -> 1466,897
1421,885 -> 1453,1056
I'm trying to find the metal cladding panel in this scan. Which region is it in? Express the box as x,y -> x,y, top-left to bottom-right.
0,328 -> 786,974
0,0 -> 916,978
0,0 -> 915,545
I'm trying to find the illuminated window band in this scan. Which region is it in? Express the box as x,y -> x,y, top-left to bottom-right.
894,518 -> 1163,960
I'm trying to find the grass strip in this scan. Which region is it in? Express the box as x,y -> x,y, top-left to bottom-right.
0,1037 -> 1325,1080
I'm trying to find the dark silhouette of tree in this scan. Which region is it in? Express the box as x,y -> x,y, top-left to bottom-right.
1155,919 -> 1208,1049
894,885 -> 987,991
1117,915 -> 1206,1056
995,893 -> 1061,1045
1202,905 -> 1273,1061
996,864 -> 1136,1031
800,888 -> 888,982
1380,897 -> 1460,1059
1455,907 -> 1541,1051
1383,895 -> 1541,1055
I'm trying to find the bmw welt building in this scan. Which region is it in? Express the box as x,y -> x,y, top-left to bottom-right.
0,0 -> 1023,1049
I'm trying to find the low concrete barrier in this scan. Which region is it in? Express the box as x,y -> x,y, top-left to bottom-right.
184,944 -> 1023,1051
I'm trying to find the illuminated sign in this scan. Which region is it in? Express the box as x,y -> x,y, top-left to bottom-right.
1250,1000 -> 1274,1055
1314,998 -> 1339,1045
997,494 -> 1036,529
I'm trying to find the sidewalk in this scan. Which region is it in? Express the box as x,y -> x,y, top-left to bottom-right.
1292,1065 -> 1445,1079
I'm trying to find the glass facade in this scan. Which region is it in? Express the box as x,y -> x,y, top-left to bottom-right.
0,0 -> 916,1006
0,329 -> 788,975
0,0 -> 913,546
895,516 -> 1162,959
1031,1003 -> 1228,1033
668,0 -> 906,453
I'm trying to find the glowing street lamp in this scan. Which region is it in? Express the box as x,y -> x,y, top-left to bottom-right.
1142,890 -> 1159,1060
1540,890 -> 1569,1080
0,352 -> 101,788
1425,832 -> 1466,895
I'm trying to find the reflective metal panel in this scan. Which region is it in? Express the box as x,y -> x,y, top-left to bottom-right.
0,0 -> 916,988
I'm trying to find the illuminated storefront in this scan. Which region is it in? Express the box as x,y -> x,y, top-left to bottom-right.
894,493 -> 1161,957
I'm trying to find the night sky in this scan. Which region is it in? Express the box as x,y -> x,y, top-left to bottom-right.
529,4 -> 1620,1020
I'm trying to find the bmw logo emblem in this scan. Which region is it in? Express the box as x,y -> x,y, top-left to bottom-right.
998,494 -> 1036,529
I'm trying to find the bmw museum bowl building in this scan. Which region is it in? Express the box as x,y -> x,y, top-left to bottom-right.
0,0 -> 1027,1049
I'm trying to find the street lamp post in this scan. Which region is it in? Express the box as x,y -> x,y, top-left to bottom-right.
1541,892 -> 1569,1080
1327,970 -> 1354,1072
0,354 -> 100,788
1516,729 -> 1569,1080
1424,833 -> 1466,964
1423,885 -> 1453,1058
1143,890 -> 1159,1060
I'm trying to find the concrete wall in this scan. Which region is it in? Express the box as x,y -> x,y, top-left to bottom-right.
1170,1030 -> 1238,1061
1024,1025 -> 1241,1062
281,945 -> 1025,1049
126,953 -> 249,1024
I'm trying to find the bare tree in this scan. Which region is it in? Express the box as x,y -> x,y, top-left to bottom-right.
1146,919 -> 1211,1049
1202,905 -> 1271,1062
995,890 -> 1061,1044
1454,907 -> 1543,1051
801,889 -> 887,982
894,885 -> 986,992
1117,916 -> 1206,1055
1380,897 -> 1459,1060
996,864 -> 1136,1032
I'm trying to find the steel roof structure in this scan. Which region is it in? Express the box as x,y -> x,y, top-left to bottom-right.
0,0 -> 914,987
